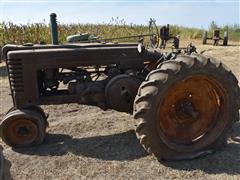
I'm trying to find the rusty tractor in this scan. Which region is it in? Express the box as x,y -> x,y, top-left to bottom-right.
203,29 -> 228,46
0,13 -> 239,161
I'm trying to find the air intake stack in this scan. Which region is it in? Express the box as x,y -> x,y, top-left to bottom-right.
50,13 -> 59,45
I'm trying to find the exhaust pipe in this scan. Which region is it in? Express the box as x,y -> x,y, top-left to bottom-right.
50,13 -> 59,45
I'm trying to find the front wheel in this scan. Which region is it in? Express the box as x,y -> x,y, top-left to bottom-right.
0,108 -> 48,148
134,54 -> 240,160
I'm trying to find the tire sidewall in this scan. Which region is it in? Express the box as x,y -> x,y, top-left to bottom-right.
0,109 -> 45,148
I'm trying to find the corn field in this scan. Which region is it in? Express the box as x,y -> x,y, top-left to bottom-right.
1,19 -> 239,46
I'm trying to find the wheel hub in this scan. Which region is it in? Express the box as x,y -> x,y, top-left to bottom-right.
17,126 -> 30,136
5,118 -> 38,146
175,98 -> 199,122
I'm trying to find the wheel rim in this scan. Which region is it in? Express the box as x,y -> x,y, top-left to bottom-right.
157,74 -> 228,146
3,118 -> 38,146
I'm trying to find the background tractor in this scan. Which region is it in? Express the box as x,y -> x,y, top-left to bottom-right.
202,29 -> 228,46
0,13 -> 239,161
66,18 -> 180,50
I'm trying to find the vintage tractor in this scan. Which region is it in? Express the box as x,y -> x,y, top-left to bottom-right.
203,29 -> 228,46
0,13 -> 239,161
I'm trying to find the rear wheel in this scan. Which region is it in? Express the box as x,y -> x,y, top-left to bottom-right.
0,108 -> 47,148
134,54 -> 240,160
202,31 -> 207,44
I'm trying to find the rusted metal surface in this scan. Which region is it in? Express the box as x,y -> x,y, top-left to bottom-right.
158,74 -> 228,146
3,118 -> 38,146
4,42 -> 164,109
2,43 -> 139,61
1,110 -> 41,147
1,108 -> 47,148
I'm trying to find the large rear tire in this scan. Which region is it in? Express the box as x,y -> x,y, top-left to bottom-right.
134,54 -> 240,160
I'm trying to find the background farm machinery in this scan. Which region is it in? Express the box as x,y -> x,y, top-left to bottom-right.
66,18 -> 179,49
202,29 -> 228,46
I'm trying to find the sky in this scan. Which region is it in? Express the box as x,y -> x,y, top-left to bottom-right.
1,0 -> 240,29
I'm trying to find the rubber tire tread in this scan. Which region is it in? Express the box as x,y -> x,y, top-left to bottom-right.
134,54 -> 240,160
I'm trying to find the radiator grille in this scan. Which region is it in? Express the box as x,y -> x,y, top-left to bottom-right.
7,59 -> 24,92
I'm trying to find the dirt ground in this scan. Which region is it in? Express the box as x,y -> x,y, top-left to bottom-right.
0,40 -> 239,180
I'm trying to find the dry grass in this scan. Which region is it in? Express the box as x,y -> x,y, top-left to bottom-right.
0,40 -> 239,179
